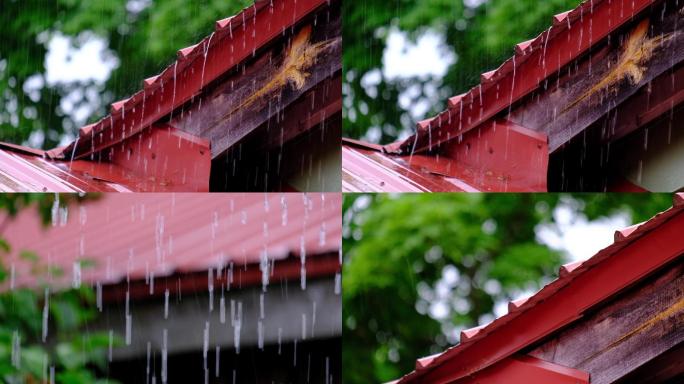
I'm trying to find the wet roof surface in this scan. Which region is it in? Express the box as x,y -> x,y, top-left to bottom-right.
0,0 -> 332,192
395,192 -> 684,383
3,193 -> 341,290
344,0 -> 661,192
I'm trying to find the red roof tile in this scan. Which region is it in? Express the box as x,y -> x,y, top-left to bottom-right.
395,192 -> 684,383
3,193 -> 341,291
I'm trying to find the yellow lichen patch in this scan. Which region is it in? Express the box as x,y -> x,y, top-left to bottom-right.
564,19 -> 672,111
228,25 -> 333,115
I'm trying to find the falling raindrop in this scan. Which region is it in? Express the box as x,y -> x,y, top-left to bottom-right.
203,321 -> 210,370
215,346 -> 220,378
162,329 -> 168,384
164,288 -> 170,319
11,330 -> 20,368
301,264 -> 307,290
10,263 -> 15,290
334,272 -> 341,295
232,300 -> 242,354
302,313 -> 307,340
69,137 -> 80,171
42,288 -> 49,342
311,301 -> 317,339
260,248 -> 270,291
281,195 -> 288,226
326,357 -> 330,384
96,282 -> 102,312
146,342 -> 151,384
51,194 -> 59,227
72,261 -> 81,289
108,330 -> 113,362
319,222 -> 326,246
219,294 -> 226,324
278,327 -> 283,354
208,268 -> 214,312
125,314 -> 132,345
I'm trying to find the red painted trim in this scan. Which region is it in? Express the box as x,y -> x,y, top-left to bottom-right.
440,120 -> 548,192
460,355 -> 589,384
607,176 -> 650,192
108,124 -> 211,192
341,137 -> 385,152
101,253 -> 340,303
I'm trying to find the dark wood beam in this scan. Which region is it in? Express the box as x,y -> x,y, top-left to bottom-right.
529,259 -> 684,384
510,1 -> 684,151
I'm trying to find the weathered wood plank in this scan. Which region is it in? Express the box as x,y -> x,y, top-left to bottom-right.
529,260 -> 684,384
601,62 -> 684,143
511,1 -> 684,151
258,74 -> 341,151
171,7 -> 341,158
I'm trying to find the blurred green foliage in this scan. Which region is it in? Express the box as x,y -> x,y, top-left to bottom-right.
0,193 -> 118,384
0,0 -> 251,148
342,193 -> 672,383
343,0 -> 582,143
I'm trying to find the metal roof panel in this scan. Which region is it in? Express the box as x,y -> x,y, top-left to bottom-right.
2,193 -> 341,290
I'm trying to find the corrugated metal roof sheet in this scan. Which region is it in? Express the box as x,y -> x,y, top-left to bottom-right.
395,192 -> 684,383
2,193 -> 341,290
0,147 -> 133,192
342,143 -> 479,192
343,119 -> 548,192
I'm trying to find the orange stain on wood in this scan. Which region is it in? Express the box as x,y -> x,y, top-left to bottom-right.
229,25 -> 334,115
565,19 -> 672,111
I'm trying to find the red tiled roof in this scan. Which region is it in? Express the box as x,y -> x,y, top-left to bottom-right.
344,0 -> 661,192
3,193 -> 341,291
394,192 -> 684,383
